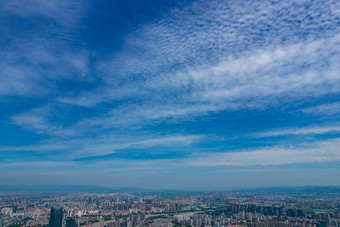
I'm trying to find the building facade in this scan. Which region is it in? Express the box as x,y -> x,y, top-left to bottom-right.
49,207 -> 63,227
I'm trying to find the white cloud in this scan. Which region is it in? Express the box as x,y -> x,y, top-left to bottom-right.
187,138 -> 340,167
0,39 -> 92,97
52,0 -> 340,128
2,137 -> 340,170
62,34 -> 340,130
301,102 -> 340,116
0,132 -> 205,157
11,106 -> 76,137
1,0 -> 89,28
4,0 -> 339,132
249,125 -> 340,138
0,0 -> 91,97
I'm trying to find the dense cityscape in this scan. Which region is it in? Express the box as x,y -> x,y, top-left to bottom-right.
1,188 -> 340,227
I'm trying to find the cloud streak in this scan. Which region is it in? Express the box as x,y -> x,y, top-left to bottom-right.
301,102 -> 340,116
187,138 -> 340,167
249,125 -> 340,138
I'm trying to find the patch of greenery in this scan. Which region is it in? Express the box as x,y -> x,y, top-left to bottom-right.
103,215 -> 113,220
114,214 -> 129,218
148,215 -> 167,220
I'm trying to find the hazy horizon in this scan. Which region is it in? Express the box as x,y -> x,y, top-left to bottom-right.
1,0 -> 339,189
1,184 -> 340,193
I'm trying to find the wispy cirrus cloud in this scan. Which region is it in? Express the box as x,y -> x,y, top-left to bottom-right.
55,34 -> 340,130
300,102 -> 340,116
11,106 -> 77,137
54,0 -> 340,128
187,138 -> 340,167
0,133 -> 206,158
1,0 -> 89,28
0,0 -> 91,97
2,136 -> 340,169
249,125 -> 340,138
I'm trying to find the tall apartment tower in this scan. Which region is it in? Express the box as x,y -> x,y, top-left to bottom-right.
49,207 -> 63,227
0,214 -> 4,227
66,217 -> 76,227
12,205 -> 18,213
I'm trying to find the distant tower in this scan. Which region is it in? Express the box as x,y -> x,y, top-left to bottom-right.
66,217 -> 76,227
49,207 -> 63,227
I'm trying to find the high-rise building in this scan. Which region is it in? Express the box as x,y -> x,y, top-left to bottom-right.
66,217 -> 76,227
0,215 -> 3,227
49,207 -> 63,227
12,205 -> 17,213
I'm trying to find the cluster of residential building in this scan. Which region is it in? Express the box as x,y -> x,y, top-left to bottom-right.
0,192 -> 339,227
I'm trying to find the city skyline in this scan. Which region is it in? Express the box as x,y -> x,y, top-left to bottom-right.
1,191 -> 340,227
1,0 -> 340,189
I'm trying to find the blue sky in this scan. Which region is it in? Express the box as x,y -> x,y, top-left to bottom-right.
0,0 -> 340,189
